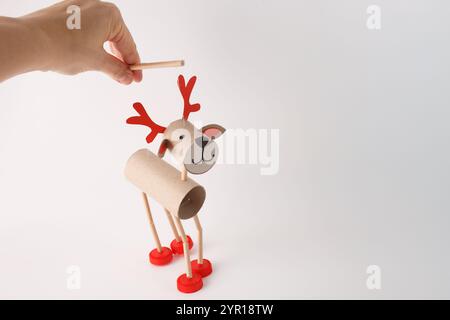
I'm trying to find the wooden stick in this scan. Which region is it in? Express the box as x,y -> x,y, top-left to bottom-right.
142,192 -> 162,253
130,60 -> 184,71
176,166 -> 193,277
174,217 -> 193,278
193,215 -> 203,264
165,208 -> 181,242
181,167 -> 187,181
180,167 -> 203,264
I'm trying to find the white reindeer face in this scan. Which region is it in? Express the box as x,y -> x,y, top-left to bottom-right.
159,120 -> 225,175
183,124 -> 225,174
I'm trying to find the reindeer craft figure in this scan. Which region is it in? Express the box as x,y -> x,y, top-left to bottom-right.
124,75 -> 225,293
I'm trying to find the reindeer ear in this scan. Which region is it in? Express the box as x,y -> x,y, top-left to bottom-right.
202,124 -> 226,140
158,139 -> 171,158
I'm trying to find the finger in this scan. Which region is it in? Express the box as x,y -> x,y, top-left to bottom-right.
109,41 -> 142,83
109,15 -> 142,82
96,51 -> 134,85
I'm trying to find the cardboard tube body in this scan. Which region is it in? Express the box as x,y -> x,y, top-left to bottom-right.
125,149 -> 206,219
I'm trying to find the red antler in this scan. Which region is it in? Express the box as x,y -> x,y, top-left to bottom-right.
178,75 -> 201,120
127,102 -> 166,143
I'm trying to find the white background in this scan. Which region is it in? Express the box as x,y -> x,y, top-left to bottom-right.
0,0 -> 449,299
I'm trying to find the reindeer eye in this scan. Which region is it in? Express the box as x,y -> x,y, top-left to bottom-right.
179,135 -> 185,140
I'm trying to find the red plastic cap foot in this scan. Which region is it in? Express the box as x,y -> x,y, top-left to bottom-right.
191,259 -> 213,278
170,235 -> 194,255
149,247 -> 173,265
177,273 -> 203,293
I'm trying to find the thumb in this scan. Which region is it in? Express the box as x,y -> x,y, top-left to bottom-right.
96,51 -> 134,85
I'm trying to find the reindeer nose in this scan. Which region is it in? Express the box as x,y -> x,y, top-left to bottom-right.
195,136 -> 210,149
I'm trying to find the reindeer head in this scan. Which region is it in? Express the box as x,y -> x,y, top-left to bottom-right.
127,75 -> 225,175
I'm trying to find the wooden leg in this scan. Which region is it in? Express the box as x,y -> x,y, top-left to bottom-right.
190,215 -> 212,278
174,217 -> 193,278
193,215 -> 203,264
165,208 -> 181,241
142,192 -> 162,253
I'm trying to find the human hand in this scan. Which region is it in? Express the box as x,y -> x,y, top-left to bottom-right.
19,0 -> 142,84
